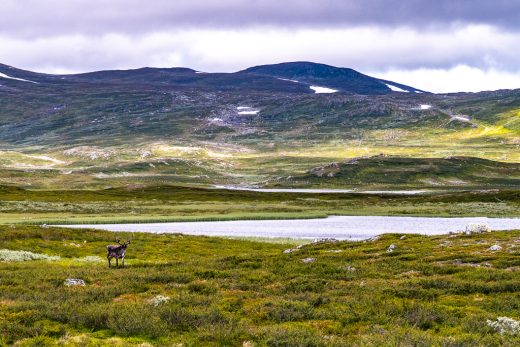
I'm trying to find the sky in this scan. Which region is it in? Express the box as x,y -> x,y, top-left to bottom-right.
1,0 -> 520,93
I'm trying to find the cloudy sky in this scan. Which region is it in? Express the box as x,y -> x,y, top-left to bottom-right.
1,0 -> 520,92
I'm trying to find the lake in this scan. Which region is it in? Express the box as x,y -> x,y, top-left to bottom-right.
63,216 -> 520,240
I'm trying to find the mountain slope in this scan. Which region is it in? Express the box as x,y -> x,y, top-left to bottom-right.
242,62 -> 425,94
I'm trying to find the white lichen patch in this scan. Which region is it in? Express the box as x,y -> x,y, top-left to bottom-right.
76,256 -> 104,263
301,257 -> 317,263
149,295 -> 171,307
465,223 -> 491,234
0,249 -> 60,262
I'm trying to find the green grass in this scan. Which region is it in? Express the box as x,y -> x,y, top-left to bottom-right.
0,186 -> 519,226
12,212 -> 329,226
1,226 -> 519,346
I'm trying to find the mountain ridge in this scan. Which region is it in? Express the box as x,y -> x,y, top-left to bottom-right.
1,61 -> 424,95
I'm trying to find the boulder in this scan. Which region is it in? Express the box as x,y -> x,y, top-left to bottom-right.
64,278 -> 85,287
387,244 -> 397,253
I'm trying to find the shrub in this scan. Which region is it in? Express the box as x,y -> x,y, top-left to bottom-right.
187,280 -> 218,294
106,304 -> 169,338
262,300 -> 314,323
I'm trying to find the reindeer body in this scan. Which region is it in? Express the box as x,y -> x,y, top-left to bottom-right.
107,239 -> 130,268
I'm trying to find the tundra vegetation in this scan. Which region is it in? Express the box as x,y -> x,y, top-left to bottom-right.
0,226 -> 519,346
1,62 -> 519,345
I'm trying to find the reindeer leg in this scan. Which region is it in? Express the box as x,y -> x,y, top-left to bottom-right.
122,257 -> 125,268
116,258 -> 119,267
108,257 -> 111,268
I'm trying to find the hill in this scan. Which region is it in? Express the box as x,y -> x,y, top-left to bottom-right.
243,61 -> 424,94
280,156 -> 520,189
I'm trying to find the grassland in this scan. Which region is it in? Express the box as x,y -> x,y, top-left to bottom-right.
1,226 -> 519,346
0,185 -> 518,225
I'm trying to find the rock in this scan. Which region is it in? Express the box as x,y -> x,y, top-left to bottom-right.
325,163 -> 339,169
283,248 -> 298,254
489,245 -> 502,251
301,258 -> 316,263
487,317 -> 520,335
344,266 -> 356,272
64,279 -> 85,287
312,238 -> 339,244
399,235 -> 406,240
387,244 -> 397,253
326,250 -> 343,253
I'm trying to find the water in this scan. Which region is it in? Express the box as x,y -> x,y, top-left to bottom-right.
213,185 -> 428,194
63,216 -> 520,240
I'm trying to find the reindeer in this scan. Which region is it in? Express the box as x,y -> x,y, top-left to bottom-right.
106,237 -> 132,268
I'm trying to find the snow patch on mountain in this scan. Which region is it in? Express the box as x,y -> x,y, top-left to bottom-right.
451,115 -> 471,122
420,104 -> 432,110
237,106 -> 259,115
310,86 -> 338,94
277,78 -> 300,83
0,72 -> 38,84
385,83 -> 409,93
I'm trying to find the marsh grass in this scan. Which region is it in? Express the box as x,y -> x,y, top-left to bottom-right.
0,225 -> 519,346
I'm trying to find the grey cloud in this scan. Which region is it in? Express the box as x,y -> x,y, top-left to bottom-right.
1,0 -> 520,38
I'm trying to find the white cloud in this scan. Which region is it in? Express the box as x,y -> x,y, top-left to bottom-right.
373,65 -> 520,93
1,25 -> 520,92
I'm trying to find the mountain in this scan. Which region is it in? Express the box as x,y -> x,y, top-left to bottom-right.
0,61 -> 519,189
0,61 -> 423,95
242,61 -> 424,94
